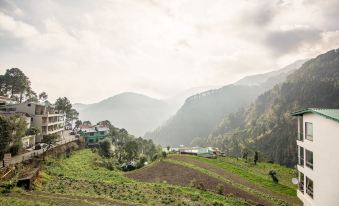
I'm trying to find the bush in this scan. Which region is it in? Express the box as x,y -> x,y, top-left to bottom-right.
137,155 -> 147,168
162,151 -> 167,158
98,139 -> 112,158
216,183 -> 224,195
268,170 -> 279,183
151,153 -> 159,161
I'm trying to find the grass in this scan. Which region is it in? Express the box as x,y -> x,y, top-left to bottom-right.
191,156 -> 297,196
1,149 -> 252,206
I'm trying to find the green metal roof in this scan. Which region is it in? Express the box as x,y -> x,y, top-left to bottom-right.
291,108 -> 339,123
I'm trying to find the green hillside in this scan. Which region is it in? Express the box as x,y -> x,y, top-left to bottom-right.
207,48 -> 339,167
1,150 -> 255,206
145,60 -> 305,147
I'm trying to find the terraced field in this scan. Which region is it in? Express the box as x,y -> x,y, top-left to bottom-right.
0,150 -> 252,206
127,155 -> 301,206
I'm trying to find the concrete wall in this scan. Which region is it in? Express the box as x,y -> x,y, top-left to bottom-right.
297,113 -> 339,206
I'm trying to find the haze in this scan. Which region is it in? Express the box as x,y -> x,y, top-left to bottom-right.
0,0 -> 338,103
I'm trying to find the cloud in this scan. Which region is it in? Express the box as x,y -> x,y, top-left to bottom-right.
264,26 -> 322,55
0,11 -> 38,39
0,0 -> 338,103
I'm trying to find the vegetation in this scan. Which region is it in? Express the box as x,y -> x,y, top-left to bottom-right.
54,97 -> 79,126
0,114 -> 29,158
0,149 -> 252,206
206,49 -> 339,166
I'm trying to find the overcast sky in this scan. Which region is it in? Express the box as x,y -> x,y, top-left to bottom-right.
0,0 -> 338,103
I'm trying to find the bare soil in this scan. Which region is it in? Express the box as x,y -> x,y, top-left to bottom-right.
127,160 -> 273,206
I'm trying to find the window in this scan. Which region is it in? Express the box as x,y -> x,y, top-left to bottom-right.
306,149 -> 313,169
298,116 -> 304,141
299,172 -> 304,193
306,177 -> 313,198
305,122 -> 313,141
100,131 -> 105,135
27,103 -> 31,107
89,132 -> 94,136
298,146 -> 304,166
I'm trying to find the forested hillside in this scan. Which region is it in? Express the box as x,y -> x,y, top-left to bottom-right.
145,85 -> 263,146
145,60 -> 304,147
206,49 -> 339,167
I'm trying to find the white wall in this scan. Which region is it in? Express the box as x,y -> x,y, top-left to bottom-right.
297,113 -> 339,206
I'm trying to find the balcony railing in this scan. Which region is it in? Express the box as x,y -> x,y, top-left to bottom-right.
299,182 -> 304,193
298,157 -> 304,166
306,186 -> 313,198
298,132 -> 304,141
306,161 -> 313,169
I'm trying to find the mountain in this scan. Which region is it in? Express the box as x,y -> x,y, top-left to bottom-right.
206,49 -> 339,167
145,60 -> 306,147
74,87 -> 217,137
78,92 -> 171,136
73,103 -> 91,112
234,59 -> 307,86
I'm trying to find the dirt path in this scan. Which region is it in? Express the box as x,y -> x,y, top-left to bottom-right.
127,160 -> 273,206
169,155 -> 300,205
8,191 -> 138,206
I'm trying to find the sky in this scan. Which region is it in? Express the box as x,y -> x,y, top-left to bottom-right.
0,0 -> 339,103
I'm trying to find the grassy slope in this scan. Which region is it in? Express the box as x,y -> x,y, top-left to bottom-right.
192,156 -> 297,196
166,155 -> 299,206
0,149 -> 251,206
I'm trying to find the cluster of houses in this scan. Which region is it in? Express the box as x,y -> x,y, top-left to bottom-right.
0,96 -> 66,149
77,124 -> 110,146
164,146 -> 222,158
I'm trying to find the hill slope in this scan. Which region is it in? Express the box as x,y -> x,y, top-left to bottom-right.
207,49 -> 339,166
145,60 -> 305,147
78,92 -> 171,136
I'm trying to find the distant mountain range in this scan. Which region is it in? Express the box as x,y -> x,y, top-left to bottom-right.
144,60 -> 306,146
73,86 -> 218,137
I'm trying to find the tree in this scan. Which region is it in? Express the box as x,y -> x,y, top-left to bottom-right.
2,68 -> 32,103
38,92 -> 48,102
75,120 -> 82,128
42,133 -> 59,160
55,97 -> 78,126
26,127 -> 40,136
123,140 -> 139,162
0,116 -> 14,159
98,139 -> 112,158
254,151 -> 259,165
167,146 -> 170,152
83,121 -> 92,126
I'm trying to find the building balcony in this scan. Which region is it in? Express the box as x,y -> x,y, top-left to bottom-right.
42,127 -> 64,135
299,182 -> 304,193
42,120 -> 65,126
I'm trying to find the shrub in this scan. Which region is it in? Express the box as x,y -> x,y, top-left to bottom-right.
98,139 -> 112,158
216,183 -> 224,195
268,170 -> 279,183
162,151 -> 167,158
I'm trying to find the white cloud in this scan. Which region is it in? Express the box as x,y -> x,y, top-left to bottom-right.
0,0 -> 338,103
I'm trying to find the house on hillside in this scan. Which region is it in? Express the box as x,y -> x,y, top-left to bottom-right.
291,108 -> 339,206
79,125 -> 109,145
0,102 -> 65,143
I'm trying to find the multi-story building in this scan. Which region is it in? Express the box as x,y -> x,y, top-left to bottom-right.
79,125 -> 109,145
291,108 -> 339,206
0,102 -> 65,142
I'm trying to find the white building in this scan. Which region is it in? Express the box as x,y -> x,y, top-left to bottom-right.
0,102 -> 66,143
292,108 -> 339,206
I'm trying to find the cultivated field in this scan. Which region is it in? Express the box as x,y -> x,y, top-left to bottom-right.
128,155 -> 301,206
0,149 -> 254,206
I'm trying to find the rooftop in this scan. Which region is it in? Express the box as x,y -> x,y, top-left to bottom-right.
291,108 -> 339,123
